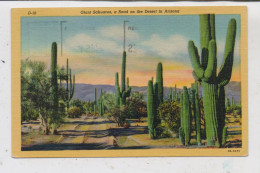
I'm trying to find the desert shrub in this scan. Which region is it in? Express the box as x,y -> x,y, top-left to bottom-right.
233,106 -> 241,115
158,100 -> 180,134
125,96 -> 147,119
108,106 -> 127,127
71,99 -> 86,115
68,106 -> 82,118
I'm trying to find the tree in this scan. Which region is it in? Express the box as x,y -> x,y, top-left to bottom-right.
125,92 -> 147,120
21,58 -> 66,134
158,100 -> 181,134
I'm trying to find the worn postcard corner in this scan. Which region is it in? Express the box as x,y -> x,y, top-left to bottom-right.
11,6 -> 248,157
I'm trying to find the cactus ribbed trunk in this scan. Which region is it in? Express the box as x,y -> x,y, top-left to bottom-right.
188,14 -> 236,147
182,87 -> 191,146
179,93 -> 185,145
217,86 -> 226,146
156,62 -> 163,104
174,85 -> 177,102
120,51 -> 126,106
147,80 -> 155,139
193,83 -> 201,145
202,82 -> 218,146
115,72 -> 120,107
51,42 -> 59,120
65,59 -> 75,112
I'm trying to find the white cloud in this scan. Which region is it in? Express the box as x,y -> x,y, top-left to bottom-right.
141,34 -> 189,58
64,33 -> 122,55
98,25 -> 140,41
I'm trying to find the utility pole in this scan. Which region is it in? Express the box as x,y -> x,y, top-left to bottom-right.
123,20 -> 129,51
60,21 -> 67,56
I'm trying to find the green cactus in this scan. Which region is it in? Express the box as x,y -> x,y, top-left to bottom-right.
225,97 -> 230,109
174,84 -> 177,102
182,86 -> 191,146
147,80 -> 156,139
65,59 -> 75,111
222,126 -> 228,146
94,88 -> 97,116
99,89 -> 104,116
115,51 -> 131,107
50,42 -> 59,134
188,14 -> 236,146
156,62 -> 164,104
168,87 -> 173,101
192,82 -> 201,145
115,73 -> 120,107
179,93 -> 184,144
179,127 -> 185,145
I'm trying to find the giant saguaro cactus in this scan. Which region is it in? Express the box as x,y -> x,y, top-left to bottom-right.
51,42 -> 59,112
192,82 -> 201,145
180,86 -> 191,146
188,14 -> 236,146
51,42 -> 59,134
65,59 -> 75,111
182,87 -> 191,146
174,84 -> 177,102
99,89 -> 104,116
147,80 -> 156,139
115,51 -> 131,107
156,62 -> 164,104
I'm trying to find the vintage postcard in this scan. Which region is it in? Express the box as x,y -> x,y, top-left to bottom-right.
12,6 -> 248,157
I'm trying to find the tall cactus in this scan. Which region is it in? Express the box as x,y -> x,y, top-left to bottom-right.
168,87 -> 173,101
65,59 -> 75,111
192,82 -> 201,145
188,14 -> 236,146
147,80 -> 156,139
115,51 -> 131,107
174,84 -> 177,102
115,73 -> 120,107
51,42 -> 59,125
99,89 -> 104,116
94,88 -> 97,116
180,87 -> 191,146
156,62 -> 164,104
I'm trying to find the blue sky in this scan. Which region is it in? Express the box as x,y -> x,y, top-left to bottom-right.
21,14 -> 241,86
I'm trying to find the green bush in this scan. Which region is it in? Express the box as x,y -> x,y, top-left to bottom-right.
125,96 -> 147,119
108,106 -> 127,127
158,100 -> 181,134
71,99 -> 86,115
68,107 -> 82,118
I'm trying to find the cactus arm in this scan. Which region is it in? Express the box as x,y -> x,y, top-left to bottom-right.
69,74 -> 75,100
121,51 -> 126,92
200,14 -> 211,50
115,72 -> 119,89
126,77 -> 129,90
192,71 -> 201,82
188,41 -> 204,79
126,87 -> 131,97
156,62 -> 164,104
209,14 -> 216,41
204,40 -> 217,81
217,19 -> 237,87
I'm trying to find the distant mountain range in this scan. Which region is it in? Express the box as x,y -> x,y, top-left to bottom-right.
72,81 -> 241,103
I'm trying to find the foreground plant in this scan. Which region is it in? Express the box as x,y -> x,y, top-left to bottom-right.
188,14 -> 236,147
